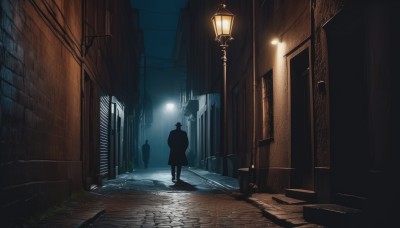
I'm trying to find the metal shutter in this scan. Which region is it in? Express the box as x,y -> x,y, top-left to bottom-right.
99,94 -> 110,177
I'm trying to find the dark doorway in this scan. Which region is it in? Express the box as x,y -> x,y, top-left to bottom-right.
110,99 -> 124,178
326,8 -> 368,200
290,48 -> 313,190
83,72 -> 97,189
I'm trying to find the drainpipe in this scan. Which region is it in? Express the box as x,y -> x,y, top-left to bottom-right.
80,0 -> 86,188
249,0 -> 257,184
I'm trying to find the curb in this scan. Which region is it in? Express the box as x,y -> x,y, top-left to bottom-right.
29,193 -> 107,227
187,168 -> 238,194
187,168 -> 313,227
245,197 -> 306,227
79,208 -> 106,228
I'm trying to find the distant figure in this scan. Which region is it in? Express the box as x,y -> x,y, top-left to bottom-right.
167,122 -> 189,182
142,139 -> 150,168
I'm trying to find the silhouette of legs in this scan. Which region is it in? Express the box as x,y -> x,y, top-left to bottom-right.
171,165 -> 182,181
171,166 -> 176,181
176,166 -> 182,181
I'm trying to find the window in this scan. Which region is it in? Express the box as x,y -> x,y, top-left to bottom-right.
262,70 -> 274,140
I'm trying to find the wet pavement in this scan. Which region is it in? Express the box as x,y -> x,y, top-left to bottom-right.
22,167 -> 282,227
9,167 -> 331,227
88,168 -> 281,227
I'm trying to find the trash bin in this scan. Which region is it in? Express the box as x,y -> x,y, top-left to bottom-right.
238,168 -> 250,195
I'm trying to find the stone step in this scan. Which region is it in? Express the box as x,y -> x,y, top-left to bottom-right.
334,193 -> 368,210
285,188 -> 316,202
272,194 -> 308,205
303,204 -> 364,227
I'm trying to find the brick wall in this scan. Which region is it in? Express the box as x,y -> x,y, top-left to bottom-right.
1,0 -> 82,223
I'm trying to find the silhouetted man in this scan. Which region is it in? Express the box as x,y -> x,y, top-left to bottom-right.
142,139 -> 150,168
167,122 -> 188,182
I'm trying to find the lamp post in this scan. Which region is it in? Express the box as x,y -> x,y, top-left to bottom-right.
211,2 -> 234,176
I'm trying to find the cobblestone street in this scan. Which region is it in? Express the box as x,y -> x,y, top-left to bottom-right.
88,168 -> 282,227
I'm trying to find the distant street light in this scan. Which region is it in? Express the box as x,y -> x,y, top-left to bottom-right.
211,2 -> 234,176
165,102 -> 175,112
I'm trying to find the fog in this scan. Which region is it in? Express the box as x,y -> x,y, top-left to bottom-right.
131,0 -> 188,169
141,100 -> 184,168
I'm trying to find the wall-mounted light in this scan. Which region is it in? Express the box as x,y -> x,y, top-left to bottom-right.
84,34 -> 112,55
271,38 -> 281,45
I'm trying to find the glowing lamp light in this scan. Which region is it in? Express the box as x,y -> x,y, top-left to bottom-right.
165,103 -> 175,111
211,4 -> 234,39
271,38 -> 280,45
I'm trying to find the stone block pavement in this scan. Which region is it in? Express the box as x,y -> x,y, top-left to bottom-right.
11,167 -> 323,227
188,168 -> 322,228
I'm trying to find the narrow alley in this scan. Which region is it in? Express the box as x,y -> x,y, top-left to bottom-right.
1,0 -> 399,227
32,168 -> 284,227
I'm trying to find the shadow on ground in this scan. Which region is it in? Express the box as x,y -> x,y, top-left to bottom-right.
169,180 -> 198,191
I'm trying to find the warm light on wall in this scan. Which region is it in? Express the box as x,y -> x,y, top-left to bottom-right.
271,38 -> 280,45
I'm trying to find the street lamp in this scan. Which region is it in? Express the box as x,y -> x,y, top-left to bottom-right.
211,2 -> 234,176
165,102 -> 175,112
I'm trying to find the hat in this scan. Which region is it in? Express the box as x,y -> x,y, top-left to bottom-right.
175,122 -> 182,127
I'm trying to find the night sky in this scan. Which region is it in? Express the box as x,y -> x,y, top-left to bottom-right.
131,0 -> 188,168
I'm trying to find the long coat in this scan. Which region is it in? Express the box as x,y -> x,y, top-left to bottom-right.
142,143 -> 150,162
167,129 -> 189,166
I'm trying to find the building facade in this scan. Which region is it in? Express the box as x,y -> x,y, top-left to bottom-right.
183,0 -> 399,225
0,0 -> 142,224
